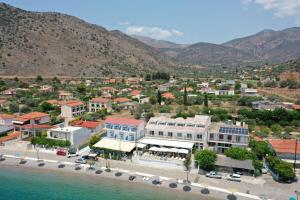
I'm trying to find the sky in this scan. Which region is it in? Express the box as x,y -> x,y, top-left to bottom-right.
2,0 -> 300,44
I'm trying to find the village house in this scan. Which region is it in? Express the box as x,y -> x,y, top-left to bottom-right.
47,126 -> 93,149
89,97 -> 112,112
71,120 -> 104,134
252,100 -> 283,110
241,88 -> 259,96
0,114 -> 16,135
40,85 -> 54,93
208,122 -> 249,153
60,100 -> 85,120
125,77 -> 143,85
268,139 -> 300,168
12,112 -> 51,138
58,91 -> 74,100
93,117 -> 145,154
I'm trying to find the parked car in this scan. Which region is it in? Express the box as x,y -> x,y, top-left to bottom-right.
67,153 -> 79,158
227,173 -> 241,182
233,170 -> 243,175
75,158 -> 87,164
206,171 -> 222,179
56,149 -> 67,156
261,167 -> 268,174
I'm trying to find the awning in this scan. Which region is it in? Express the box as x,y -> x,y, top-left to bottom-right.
93,138 -> 136,152
148,146 -> 189,154
139,138 -> 194,149
137,143 -> 147,149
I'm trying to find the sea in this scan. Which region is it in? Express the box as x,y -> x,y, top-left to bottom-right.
0,165 -> 217,200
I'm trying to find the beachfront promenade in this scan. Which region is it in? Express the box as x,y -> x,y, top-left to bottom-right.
0,147 -> 298,200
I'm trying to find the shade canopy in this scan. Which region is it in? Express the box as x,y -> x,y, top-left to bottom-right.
139,138 -> 194,149
93,138 -> 136,152
148,146 -> 189,154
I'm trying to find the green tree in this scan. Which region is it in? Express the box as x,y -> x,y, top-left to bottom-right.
249,140 -> 272,160
204,93 -> 208,107
183,153 -> 192,183
76,83 -> 87,95
89,135 -> 101,148
194,150 -> 217,171
271,124 -> 282,134
183,85 -> 188,106
224,147 -> 254,160
39,102 -> 54,112
157,90 -> 162,105
149,95 -> 157,105
36,75 -> 43,83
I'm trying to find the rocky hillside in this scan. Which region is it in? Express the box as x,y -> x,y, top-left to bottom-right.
223,28 -> 300,62
0,3 -> 176,77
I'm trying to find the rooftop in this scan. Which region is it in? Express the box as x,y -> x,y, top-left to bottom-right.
90,97 -> 110,103
19,112 -> 49,120
50,126 -> 83,132
0,113 -> 16,119
210,122 -> 249,135
72,120 -> 103,129
105,117 -> 144,126
269,139 -> 300,154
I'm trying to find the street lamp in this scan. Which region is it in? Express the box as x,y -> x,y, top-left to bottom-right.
295,190 -> 300,200
294,139 -> 298,173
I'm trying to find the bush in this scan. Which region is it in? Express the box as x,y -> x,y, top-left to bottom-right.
31,136 -> 70,148
266,155 -> 295,182
194,150 -> 217,171
159,105 -> 172,113
224,147 -> 255,160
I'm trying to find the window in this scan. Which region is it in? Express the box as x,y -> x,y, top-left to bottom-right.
149,131 -> 154,136
228,135 -> 232,141
168,132 -> 173,137
210,134 -> 214,139
177,133 -> 182,138
167,123 -> 176,126
158,131 -> 164,137
236,136 -> 241,142
131,127 -> 137,132
177,123 -> 185,127
196,134 -> 202,140
186,133 -> 192,139
219,134 -> 224,140
91,103 -> 94,107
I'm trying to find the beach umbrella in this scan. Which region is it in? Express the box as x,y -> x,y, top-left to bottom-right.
0,154 -> 5,161
169,182 -> 177,188
57,161 -> 65,168
37,159 -> 45,167
115,172 -> 122,177
183,185 -> 191,192
19,157 -> 26,164
227,188 -> 238,200
201,183 -> 210,194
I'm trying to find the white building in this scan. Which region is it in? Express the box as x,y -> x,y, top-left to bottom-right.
208,123 -> 249,153
47,126 -> 92,149
93,117 -> 145,153
0,114 -> 16,135
61,100 -> 85,120
142,115 -> 211,151
89,97 -> 112,112
241,88 -> 258,96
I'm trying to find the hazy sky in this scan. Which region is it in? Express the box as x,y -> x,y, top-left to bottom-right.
2,0 -> 300,44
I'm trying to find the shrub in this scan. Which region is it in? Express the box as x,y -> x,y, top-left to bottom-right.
194,150 -> 217,171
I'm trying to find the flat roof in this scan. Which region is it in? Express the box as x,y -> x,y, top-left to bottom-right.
216,155 -> 254,171
50,126 -> 83,132
93,138 -> 136,152
139,138 -> 194,149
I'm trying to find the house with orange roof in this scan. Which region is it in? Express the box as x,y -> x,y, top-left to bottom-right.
101,87 -> 118,94
12,112 -> 51,138
113,97 -> 137,110
269,139 -> 300,165
293,105 -> 300,111
162,92 -> 175,99
0,114 -> 16,135
58,90 -> 74,100
71,120 -> 104,134
61,100 -> 85,120
93,117 -> 145,153
89,97 -> 112,112
46,100 -> 59,106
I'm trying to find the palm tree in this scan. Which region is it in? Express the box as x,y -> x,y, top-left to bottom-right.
183,153 -> 192,183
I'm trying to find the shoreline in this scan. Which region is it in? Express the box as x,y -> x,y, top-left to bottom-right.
0,155 -> 259,200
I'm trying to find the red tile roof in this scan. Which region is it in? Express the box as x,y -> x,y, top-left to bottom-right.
62,100 -> 84,107
0,114 -> 16,119
269,139 -> 300,154
19,112 -> 49,120
130,90 -> 141,96
293,105 -> 300,110
0,99 -> 7,104
0,131 -> 21,143
113,97 -> 132,103
162,92 -> 175,99
72,120 -> 103,129
91,97 -> 110,103
21,124 -> 54,129
105,117 -> 144,126
46,100 -> 59,105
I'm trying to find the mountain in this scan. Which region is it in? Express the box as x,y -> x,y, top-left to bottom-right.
0,3 -> 176,77
134,28 -> 300,65
223,27 -> 300,62
174,42 -> 258,65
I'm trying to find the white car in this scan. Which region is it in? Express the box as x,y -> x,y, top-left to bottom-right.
227,173 -> 241,182
261,167 -> 268,174
67,153 -> 79,158
206,171 -> 222,179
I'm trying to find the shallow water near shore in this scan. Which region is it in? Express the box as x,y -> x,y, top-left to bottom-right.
0,165 -> 218,200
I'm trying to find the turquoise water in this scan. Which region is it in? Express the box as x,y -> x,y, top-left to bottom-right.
0,166 -> 214,200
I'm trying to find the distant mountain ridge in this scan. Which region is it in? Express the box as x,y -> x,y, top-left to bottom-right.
134,28 -> 300,65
